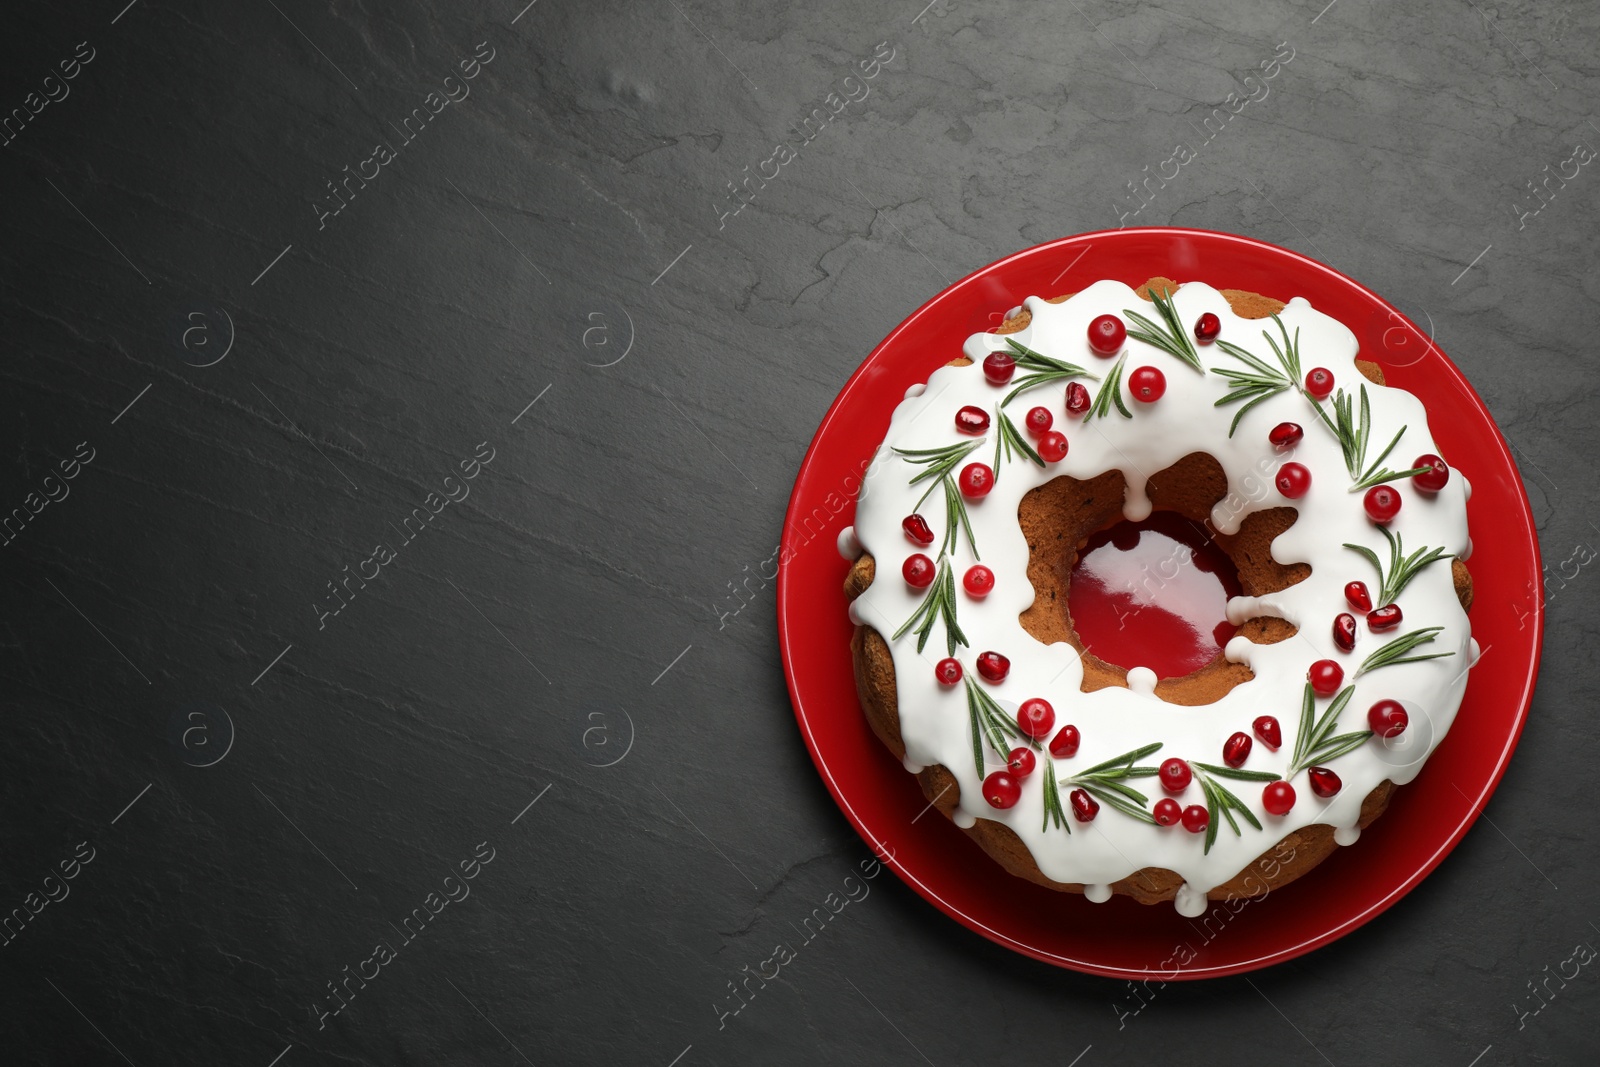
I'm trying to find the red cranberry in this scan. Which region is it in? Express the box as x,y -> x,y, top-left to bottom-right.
1305,367 -> 1334,399
1364,485 -> 1401,524
1223,732 -> 1253,768
1181,805 -> 1210,834
1006,747 -> 1037,777
1016,698 -> 1055,740
1129,365 -> 1166,402
1413,453 -> 1449,493
1024,406 -> 1053,435
934,658 -> 963,685
1308,767 -> 1342,798
1368,699 -> 1409,738
1253,716 -> 1282,751
955,405 -> 990,434
1308,659 -> 1344,696
1070,788 -> 1100,822
983,771 -> 1021,808
902,514 -> 935,545
1262,781 -> 1296,816
1037,431 -> 1069,463
1276,462 -> 1311,499
1344,581 -> 1373,612
1153,798 -> 1183,826
1065,381 -> 1091,416
976,651 -> 1009,683
1087,314 -> 1126,356
963,565 -> 994,598
1269,422 -> 1304,450
1333,613 -> 1357,652
1194,312 -> 1221,343
902,554 -> 935,588
959,462 -> 994,499
982,351 -> 1016,385
1159,758 -> 1192,793
1368,604 -> 1403,631
1048,725 -> 1081,759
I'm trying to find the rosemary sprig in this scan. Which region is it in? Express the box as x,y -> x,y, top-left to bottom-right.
992,407 -> 1044,484
1356,626 -> 1454,677
1209,315 -> 1301,436
1083,353 -> 1132,422
1325,384 -> 1435,490
1192,766 -> 1264,853
892,556 -> 967,655
963,676 -> 1034,778
894,439 -> 984,510
1123,288 -> 1206,373
1289,682 -> 1373,775
1343,526 -> 1451,606
1051,742 -> 1164,831
1001,338 -> 1099,406
1191,761 -> 1282,783
938,475 -> 979,560
1042,759 -> 1068,831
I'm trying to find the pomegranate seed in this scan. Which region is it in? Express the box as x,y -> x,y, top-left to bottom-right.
1269,422 -> 1304,450
982,351 -> 1016,385
902,514 -> 934,545
1048,725 -> 1081,759
1413,453 -> 1449,493
934,658 -> 962,685
1065,381 -> 1091,416
1364,485 -> 1402,524
1333,613 -> 1357,652
1262,781 -> 1296,816
1070,788 -> 1100,822
1024,406 -> 1053,435
1087,314 -> 1126,356
1194,312 -> 1221,343
1368,699 -> 1409,738
1129,365 -> 1166,402
1276,462 -> 1311,499
1223,732 -> 1253,768
983,771 -> 1021,808
1308,659 -> 1344,696
1345,581 -> 1373,612
1181,805 -> 1210,834
976,651 -> 1009,683
1016,698 -> 1055,740
1159,758 -> 1192,793
1036,431 -> 1069,463
1305,367 -> 1334,399
963,565 -> 995,598
1153,798 -> 1183,826
902,554 -> 935,588
1007,747 -> 1037,777
959,462 -> 994,499
1368,604 -> 1403,631
1253,716 -> 1282,751
1308,767 -> 1342,798
955,405 -> 990,434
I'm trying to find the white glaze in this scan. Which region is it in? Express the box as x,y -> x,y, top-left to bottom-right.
851,281 -> 1473,908
837,525 -> 863,560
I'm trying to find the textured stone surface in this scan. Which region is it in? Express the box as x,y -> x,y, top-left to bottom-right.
1,0 -> 1596,1063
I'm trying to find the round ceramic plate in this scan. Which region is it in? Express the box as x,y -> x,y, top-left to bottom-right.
776,228 -> 1544,979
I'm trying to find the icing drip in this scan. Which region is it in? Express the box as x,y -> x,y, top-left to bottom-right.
1334,825 -> 1361,846
837,525 -> 863,560
1084,883 -> 1112,903
851,281 -> 1474,911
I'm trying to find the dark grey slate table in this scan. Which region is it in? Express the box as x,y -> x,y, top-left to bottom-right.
2,1 -> 1595,1063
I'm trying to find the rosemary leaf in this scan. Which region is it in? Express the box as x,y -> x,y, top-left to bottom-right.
1083,354 -> 1132,422
1356,626 -> 1453,677
1191,761 -> 1282,783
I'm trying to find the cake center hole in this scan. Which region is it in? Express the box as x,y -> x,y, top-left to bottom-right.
1068,512 -> 1242,679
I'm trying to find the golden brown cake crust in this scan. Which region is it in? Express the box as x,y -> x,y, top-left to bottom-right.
845,278 -> 1473,904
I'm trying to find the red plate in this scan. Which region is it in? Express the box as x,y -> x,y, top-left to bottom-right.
776,228 -> 1544,979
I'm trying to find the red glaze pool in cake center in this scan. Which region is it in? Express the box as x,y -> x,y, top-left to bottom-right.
1067,512 -> 1242,679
